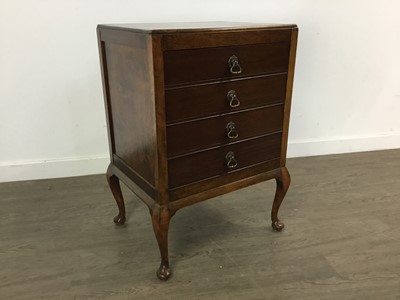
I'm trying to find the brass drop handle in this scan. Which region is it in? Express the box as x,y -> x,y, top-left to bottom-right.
226,121 -> 239,139
227,90 -> 240,108
228,55 -> 242,74
225,151 -> 238,169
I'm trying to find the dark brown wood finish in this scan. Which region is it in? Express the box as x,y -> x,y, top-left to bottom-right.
164,42 -> 290,86
280,28 -> 298,165
168,133 -> 282,188
112,155 -> 157,199
150,34 -> 170,205
97,28 -> 115,161
271,166 -> 291,231
97,22 -> 298,280
106,164 -> 126,225
167,104 -> 284,157
165,74 -> 287,123
169,159 -> 281,202
150,205 -> 172,280
104,33 -> 157,187
100,21 -> 296,33
162,27 -> 294,50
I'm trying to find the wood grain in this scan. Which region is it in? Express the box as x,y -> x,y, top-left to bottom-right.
167,105 -> 284,157
280,28 -> 298,166
162,27 -> 293,50
98,23 -> 297,281
150,34 -> 170,205
168,133 -> 282,188
164,42 -> 290,86
165,74 -> 287,124
98,21 -> 296,34
104,37 -> 157,186
1,150 -> 400,298
97,28 -> 115,159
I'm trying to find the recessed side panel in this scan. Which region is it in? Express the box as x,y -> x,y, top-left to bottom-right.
103,31 -> 157,187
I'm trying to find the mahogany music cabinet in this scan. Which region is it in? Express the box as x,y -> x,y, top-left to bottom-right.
97,22 -> 298,280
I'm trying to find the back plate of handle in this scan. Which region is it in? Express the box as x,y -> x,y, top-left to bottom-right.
225,151 -> 238,169
228,55 -> 242,74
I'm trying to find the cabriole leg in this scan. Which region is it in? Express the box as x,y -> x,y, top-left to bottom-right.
271,166 -> 291,231
151,205 -> 171,281
106,164 -> 126,225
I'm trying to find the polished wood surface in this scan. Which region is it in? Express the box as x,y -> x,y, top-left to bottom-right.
2,150 -> 400,298
164,43 -> 290,86
150,205 -> 172,280
169,161 -> 281,207
106,164 -> 126,225
167,105 -> 284,157
150,35 -> 170,205
271,166 -> 291,231
98,21 -> 296,33
103,35 -> 157,187
168,133 -> 282,188
165,74 -> 287,123
162,28 -> 293,50
112,155 -> 157,199
97,22 -> 298,280
281,28 -> 298,166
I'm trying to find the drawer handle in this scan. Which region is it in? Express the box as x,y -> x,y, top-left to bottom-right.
226,121 -> 239,139
227,90 -> 240,108
228,55 -> 242,75
225,151 -> 238,169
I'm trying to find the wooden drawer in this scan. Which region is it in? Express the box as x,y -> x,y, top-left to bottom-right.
168,132 -> 282,188
165,74 -> 287,123
167,104 -> 283,157
98,22 -> 298,280
164,43 -> 290,86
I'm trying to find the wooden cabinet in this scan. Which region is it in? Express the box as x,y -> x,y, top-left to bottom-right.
97,22 -> 298,280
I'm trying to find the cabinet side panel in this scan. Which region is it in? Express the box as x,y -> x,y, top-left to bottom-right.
280,27 -> 298,166
104,33 -> 157,186
97,28 -> 115,159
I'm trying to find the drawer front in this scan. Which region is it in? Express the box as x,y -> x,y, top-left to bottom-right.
165,74 -> 287,123
168,133 -> 282,188
167,104 -> 283,157
164,43 -> 290,86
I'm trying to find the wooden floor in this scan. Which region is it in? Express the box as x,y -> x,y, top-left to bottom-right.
1,150 -> 400,299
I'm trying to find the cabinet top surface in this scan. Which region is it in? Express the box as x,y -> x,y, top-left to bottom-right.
97,21 -> 297,33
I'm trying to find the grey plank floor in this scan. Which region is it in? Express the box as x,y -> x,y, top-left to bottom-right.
1,150 -> 400,300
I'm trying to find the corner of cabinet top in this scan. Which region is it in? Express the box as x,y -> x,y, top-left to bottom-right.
97,21 -> 297,34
